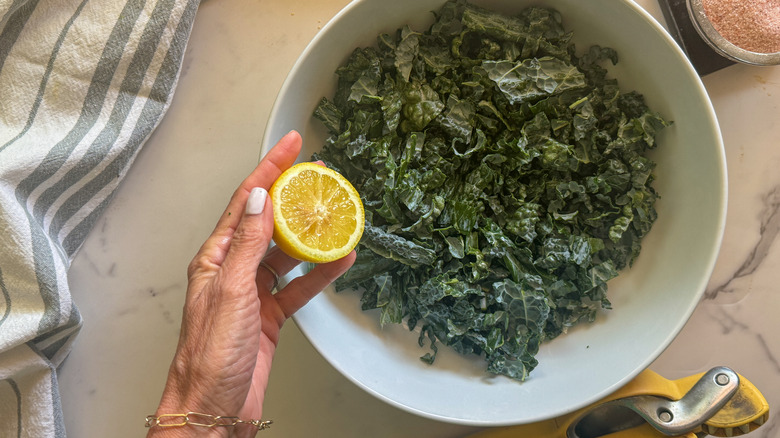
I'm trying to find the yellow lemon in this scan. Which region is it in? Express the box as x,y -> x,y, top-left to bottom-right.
270,162 -> 364,263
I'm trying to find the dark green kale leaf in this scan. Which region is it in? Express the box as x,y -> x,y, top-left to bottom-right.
361,223 -> 437,267
482,57 -> 587,104
312,0 -> 668,382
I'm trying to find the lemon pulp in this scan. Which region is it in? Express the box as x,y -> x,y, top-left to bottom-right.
270,163 -> 364,263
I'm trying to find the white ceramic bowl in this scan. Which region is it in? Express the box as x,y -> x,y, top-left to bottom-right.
260,0 -> 727,426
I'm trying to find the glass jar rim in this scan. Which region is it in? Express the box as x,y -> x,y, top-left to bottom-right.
687,0 -> 780,66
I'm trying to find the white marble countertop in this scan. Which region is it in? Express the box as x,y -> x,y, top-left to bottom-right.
59,0 -> 779,436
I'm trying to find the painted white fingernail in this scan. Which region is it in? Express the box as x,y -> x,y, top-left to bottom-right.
245,187 -> 268,215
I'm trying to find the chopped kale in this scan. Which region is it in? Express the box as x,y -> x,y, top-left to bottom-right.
313,0 -> 668,381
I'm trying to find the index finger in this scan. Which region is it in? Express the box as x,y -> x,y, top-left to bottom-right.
193,130 -> 303,267
243,130 -> 304,193
218,130 -> 302,230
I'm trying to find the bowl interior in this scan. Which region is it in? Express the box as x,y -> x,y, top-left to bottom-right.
261,0 -> 726,426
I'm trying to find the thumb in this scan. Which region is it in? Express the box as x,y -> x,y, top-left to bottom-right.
221,187 -> 274,281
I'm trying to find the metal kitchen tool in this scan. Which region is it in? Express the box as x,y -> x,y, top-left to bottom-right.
466,366 -> 769,438
567,367 -> 738,437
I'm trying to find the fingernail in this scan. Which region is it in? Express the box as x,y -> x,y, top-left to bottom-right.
245,187 -> 268,215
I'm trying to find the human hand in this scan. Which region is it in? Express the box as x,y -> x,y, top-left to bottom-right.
147,131 -> 356,437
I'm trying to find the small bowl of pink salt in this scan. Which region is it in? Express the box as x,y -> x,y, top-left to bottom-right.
687,0 -> 780,65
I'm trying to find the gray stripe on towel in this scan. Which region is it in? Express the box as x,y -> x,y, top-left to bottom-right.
15,0 -> 147,215
0,0 -> 39,75
62,0 -> 200,255
42,0 -> 178,239
0,0 -> 90,154
0,266 -> 11,328
28,222 -> 60,335
50,364 -> 65,438
2,378 -> 22,438
33,301 -> 82,365
8,0 -> 147,336
27,344 -> 65,438
0,0 -> 31,31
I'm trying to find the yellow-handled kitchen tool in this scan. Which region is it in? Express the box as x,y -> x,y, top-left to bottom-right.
467,366 -> 768,438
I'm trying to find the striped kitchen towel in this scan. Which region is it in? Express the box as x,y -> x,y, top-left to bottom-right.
0,0 -> 199,436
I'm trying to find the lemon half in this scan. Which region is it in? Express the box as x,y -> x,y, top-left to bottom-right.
269,162 -> 364,263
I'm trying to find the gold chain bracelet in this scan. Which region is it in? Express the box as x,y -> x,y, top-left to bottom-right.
145,412 -> 272,431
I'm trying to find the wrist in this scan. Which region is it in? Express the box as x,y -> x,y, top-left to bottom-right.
148,385 -> 231,438
146,423 -> 229,438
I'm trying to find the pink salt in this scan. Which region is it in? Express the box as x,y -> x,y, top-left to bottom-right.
702,0 -> 780,53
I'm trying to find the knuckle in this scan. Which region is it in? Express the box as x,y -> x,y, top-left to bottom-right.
187,256 -> 214,278
233,222 -> 269,247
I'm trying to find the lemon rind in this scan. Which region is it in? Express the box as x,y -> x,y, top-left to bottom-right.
271,162 -> 365,263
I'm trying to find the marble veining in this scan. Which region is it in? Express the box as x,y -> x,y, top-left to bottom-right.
56,1 -> 780,437
706,184 -> 780,300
